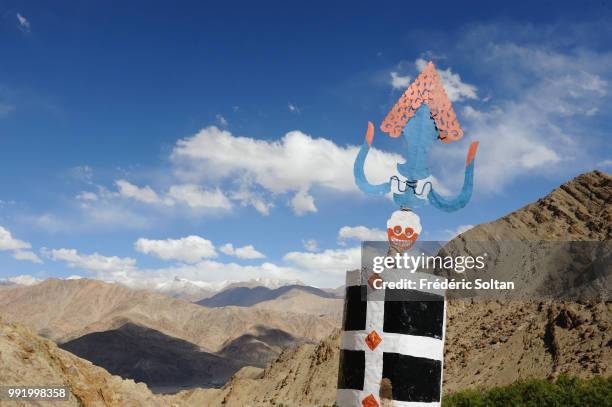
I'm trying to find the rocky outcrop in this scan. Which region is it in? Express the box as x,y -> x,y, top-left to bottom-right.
0,318 -> 169,407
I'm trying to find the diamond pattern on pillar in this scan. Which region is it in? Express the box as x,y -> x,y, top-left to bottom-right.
365,330 -> 382,351
361,393 -> 379,407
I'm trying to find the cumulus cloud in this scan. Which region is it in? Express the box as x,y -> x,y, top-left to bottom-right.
432,43 -> 610,193
167,184 -> 231,209
415,58 -> 478,102
171,126 -> 400,214
114,179 -> 231,211
390,72 -> 411,90
116,180 -> 166,205
230,183 -> 274,215
13,250 -> 43,264
0,226 -> 41,263
1,274 -> 40,286
135,236 -> 217,263
0,226 -> 31,251
219,243 -> 265,259
43,248 -> 136,273
338,225 -> 387,243
290,190 -> 317,215
283,247 -> 361,276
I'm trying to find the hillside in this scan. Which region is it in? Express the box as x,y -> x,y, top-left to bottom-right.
0,278 -> 338,352
0,171 -> 609,406
59,323 -> 244,393
196,284 -> 339,307
253,288 -> 343,318
0,278 -> 340,392
0,318 -> 170,406
181,171 -> 611,405
454,170 -> 610,241
168,330 -> 342,407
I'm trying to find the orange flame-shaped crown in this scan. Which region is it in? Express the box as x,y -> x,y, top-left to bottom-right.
381,61 -> 464,143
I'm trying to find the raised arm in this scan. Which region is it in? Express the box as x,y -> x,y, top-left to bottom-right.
354,122 -> 392,196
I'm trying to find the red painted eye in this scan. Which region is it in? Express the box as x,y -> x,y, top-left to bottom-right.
393,226 -> 402,234
405,227 -> 414,236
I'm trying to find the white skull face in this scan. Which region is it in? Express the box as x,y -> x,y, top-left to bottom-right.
387,210 -> 422,251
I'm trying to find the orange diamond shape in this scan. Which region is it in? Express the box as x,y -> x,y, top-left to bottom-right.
365,330 -> 382,351
362,394 -> 379,407
367,273 -> 383,289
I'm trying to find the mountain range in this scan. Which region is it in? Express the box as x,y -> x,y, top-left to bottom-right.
0,170 -> 609,405
0,277 -> 340,392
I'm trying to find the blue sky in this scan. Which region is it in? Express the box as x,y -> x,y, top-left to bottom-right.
0,0 -> 611,288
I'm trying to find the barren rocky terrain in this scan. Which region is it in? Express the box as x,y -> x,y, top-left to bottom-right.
0,170 -> 609,406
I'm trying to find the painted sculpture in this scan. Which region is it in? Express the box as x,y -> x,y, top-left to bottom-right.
337,61 -> 478,407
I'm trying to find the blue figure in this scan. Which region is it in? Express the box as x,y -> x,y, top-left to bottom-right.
353,104 -> 479,212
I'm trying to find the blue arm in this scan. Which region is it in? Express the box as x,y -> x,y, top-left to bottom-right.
354,142 -> 391,195
428,141 -> 478,212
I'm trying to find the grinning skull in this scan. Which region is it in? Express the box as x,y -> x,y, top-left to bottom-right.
387,210 -> 421,251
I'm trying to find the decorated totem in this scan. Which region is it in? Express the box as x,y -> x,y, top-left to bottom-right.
336,61 -> 479,407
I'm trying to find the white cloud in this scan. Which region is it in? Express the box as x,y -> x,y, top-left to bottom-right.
167,184 -> 231,209
116,179 -> 166,205
68,126 -> 400,219
43,248 -> 136,273
0,226 -> 41,263
76,191 -> 98,201
171,126 -> 400,197
219,243 -> 265,259
81,258 -> 307,290
0,226 -> 31,251
430,43 -> 611,193
338,225 -> 387,243
302,239 -> 319,252
415,58 -> 478,102
114,180 -> 231,211
390,72 -> 411,90
283,247 -> 361,276
135,236 -> 217,263
2,274 -> 40,286
16,13 -> 30,32
13,250 -> 42,264
216,114 -> 228,126
171,126 -> 400,215
290,190 -> 317,215
230,181 -> 274,215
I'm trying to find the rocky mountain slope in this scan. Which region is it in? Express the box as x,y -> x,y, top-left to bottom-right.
175,300 -> 610,406
252,289 -> 343,318
438,170 -> 611,301
0,318 -> 171,407
0,171 -> 609,406
456,170 -> 610,241
181,171 -> 611,405
196,284 -> 339,307
0,278 -> 338,352
59,323 -> 244,393
0,278 -> 340,392
167,330 -> 342,407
